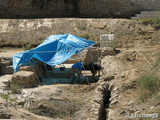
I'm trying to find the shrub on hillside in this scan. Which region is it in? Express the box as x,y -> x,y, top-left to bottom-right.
80,34 -> 90,39
139,17 -> 160,30
10,83 -> 22,94
137,73 -> 160,102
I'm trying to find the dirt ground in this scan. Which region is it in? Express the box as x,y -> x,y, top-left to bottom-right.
0,47 -> 98,120
0,45 -> 160,120
0,18 -> 160,120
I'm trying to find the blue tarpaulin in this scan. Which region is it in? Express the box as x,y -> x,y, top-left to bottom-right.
13,34 -> 96,73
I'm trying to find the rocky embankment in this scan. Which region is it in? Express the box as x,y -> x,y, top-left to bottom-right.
0,18 -> 160,48
88,46 -> 160,120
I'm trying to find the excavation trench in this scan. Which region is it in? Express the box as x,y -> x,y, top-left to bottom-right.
91,81 -> 117,120
99,89 -> 111,120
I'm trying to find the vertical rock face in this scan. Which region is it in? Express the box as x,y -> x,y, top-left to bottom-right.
0,0 -> 159,18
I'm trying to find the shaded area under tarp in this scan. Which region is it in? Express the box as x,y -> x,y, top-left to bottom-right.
41,76 -> 100,85
41,67 -> 100,85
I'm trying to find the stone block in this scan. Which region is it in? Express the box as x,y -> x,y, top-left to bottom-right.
0,65 -> 13,74
11,71 -> 38,88
0,58 -> 12,66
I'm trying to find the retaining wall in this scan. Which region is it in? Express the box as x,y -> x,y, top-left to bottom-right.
0,0 -> 159,18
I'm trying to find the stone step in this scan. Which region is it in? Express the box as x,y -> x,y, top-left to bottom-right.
135,15 -> 160,19
140,11 -> 160,15
136,14 -> 160,17
131,16 -> 158,19
0,74 -> 12,91
131,11 -> 160,19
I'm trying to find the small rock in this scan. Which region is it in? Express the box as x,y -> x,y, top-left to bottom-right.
120,110 -> 125,114
110,99 -> 118,106
135,111 -> 140,114
150,106 -> 154,109
142,108 -> 146,110
94,111 -> 99,115
128,101 -> 133,106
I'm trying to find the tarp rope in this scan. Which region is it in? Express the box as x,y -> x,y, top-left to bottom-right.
18,48 -> 85,53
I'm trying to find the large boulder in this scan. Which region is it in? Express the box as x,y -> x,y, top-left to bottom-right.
11,71 -> 39,88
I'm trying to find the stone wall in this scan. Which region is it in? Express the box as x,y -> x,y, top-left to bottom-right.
78,0 -> 142,18
129,0 -> 160,11
0,0 -> 159,18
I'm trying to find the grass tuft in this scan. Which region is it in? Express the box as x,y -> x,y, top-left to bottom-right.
80,34 -> 90,39
23,43 -> 33,51
0,93 -> 10,100
10,83 -> 22,94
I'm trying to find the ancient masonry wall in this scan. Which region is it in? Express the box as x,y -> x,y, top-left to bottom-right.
130,0 -> 160,11
0,0 -> 159,18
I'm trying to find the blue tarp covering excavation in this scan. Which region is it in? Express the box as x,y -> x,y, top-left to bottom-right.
13,34 -> 96,73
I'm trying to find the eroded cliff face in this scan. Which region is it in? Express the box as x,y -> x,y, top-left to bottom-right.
0,0 -> 153,18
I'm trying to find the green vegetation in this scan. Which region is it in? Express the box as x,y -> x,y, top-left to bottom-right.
0,83 -> 22,102
138,17 -> 160,30
80,34 -> 90,39
0,93 -> 17,102
23,43 -> 33,51
28,99 -> 82,119
78,26 -> 87,30
5,82 -> 22,94
137,73 -> 160,102
0,93 -> 10,100
10,83 -> 22,94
